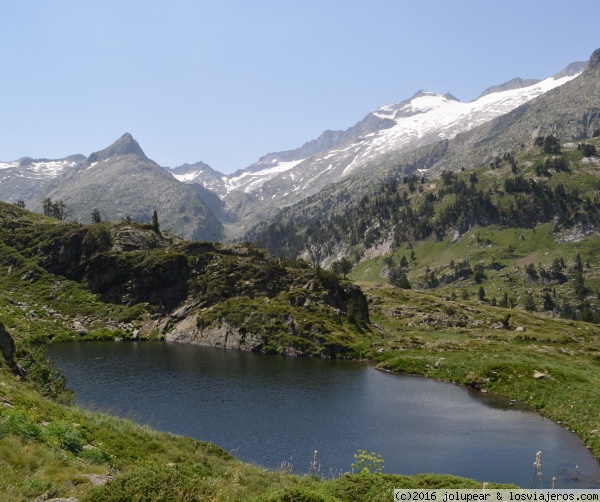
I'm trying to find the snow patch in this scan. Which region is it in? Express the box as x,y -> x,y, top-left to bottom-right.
30,160 -> 70,176
173,171 -> 203,182
225,158 -> 305,193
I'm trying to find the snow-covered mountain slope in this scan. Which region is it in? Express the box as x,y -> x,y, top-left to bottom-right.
0,156 -> 84,203
375,73 -> 581,148
246,51 -> 600,255
224,159 -> 306,193
0,157 -> 82,180
223,65 -> 584,209
168,161 -> 227,197
166,61 -> 584,223
0,57 -> 587,241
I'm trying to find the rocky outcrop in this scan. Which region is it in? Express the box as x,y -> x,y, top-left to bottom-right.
0,322 -> 16,362
162,313 -> 355,358
165,316 -> 265,352
1,205 -> 371,358
0,322 -> 27,378
20,224 -> 190,310
85,251 -> 190,310
587,48 -> 600,72
478,77 -> 541,99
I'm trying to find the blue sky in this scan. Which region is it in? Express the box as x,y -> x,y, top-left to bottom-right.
1,1 -> 599,174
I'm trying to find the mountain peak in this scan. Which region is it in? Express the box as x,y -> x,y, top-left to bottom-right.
477,78 -> 541,99
87,133 -> 147,164
412,90 -> 439,99
443,93 -> 460,102
553,61 -> 587,79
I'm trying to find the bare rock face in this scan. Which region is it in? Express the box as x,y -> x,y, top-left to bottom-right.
165,316 -> 264,352
0,321 -> 27,378
86,132 -> 148,164
587,48 -> 600,72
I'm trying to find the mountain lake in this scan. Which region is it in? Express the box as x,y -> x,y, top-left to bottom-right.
46,341 -> 600,488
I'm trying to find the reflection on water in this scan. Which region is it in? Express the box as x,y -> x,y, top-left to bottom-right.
47,341 -> 600,488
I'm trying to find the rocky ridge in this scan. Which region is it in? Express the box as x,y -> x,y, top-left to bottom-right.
167,60 -> 586,237
0,202 -> 370,357
0,54 -> 592,242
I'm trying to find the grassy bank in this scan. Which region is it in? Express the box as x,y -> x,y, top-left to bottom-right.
0,361 -> 516,501
359,282 -> 600,461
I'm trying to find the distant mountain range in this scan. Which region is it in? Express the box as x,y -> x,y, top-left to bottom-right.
167,61 -> 585,229
0,52 -> 595,243
247,49 -> 600,263
0,134 -> 223,241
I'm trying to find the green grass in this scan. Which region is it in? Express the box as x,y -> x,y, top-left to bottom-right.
351,138 -> 600,306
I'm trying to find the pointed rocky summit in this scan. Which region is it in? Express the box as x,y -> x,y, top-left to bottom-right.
86,133 -> 147,164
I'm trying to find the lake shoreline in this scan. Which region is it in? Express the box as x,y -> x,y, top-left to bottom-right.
47,334 -> 600,465
46,340 -> 600,487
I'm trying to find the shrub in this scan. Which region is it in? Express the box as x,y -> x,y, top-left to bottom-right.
0,410 -> 43,441
45,421 -> 84,454
83,224 -> 113,252
265,487 -> 330,502
19,347 -> 72,401
24,479 -> 55,499
84,464 -> 215,501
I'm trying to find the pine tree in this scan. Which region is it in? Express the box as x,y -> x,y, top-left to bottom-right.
151,210 -> 160,234
574,253 -> 583,272
523,293 -> 536,311
388,266 -> 411,289
339,258 -> 353,279
573,271 -> 586,304
542,135 -> 562,155
42,197 -> 71,221
91,208 -> 101,223
478,286 -> 486,301
543,292 -> 555,311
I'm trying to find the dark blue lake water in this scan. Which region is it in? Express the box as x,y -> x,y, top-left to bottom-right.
46,341 -> 600,488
